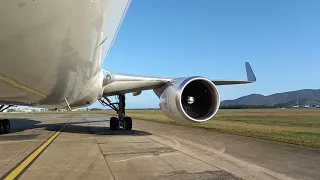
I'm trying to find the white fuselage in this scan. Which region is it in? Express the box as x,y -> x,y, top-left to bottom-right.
0,0 -> 131,108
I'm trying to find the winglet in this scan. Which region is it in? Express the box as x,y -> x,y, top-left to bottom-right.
245,62 -> 256,82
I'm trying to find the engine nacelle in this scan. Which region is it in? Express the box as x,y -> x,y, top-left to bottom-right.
158,76 -> 220,123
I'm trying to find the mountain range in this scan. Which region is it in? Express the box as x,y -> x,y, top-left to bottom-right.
221,89 -> 320,106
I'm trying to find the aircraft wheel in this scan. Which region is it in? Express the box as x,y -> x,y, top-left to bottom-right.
110,117 -> 119,131
3,119 -> 10,134
124,116 -> 132,131
0,120 -> 3,134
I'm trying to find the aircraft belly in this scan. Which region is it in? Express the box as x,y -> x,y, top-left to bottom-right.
0,0 -> 131,107
0,81 -> 42,106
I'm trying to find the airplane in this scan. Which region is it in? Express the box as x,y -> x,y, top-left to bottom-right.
0,0 -> 256,134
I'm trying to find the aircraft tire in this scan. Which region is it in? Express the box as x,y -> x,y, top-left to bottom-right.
0,120 -> 3,134
124,116 -> 132,131
3,119 -> 10,134
110,117 -> 119,131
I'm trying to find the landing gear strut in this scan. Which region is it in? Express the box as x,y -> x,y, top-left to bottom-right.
99,94 -> 132,131
0,105 -> 13,134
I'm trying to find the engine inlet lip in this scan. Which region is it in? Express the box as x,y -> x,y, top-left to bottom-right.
175,76 -> 220,122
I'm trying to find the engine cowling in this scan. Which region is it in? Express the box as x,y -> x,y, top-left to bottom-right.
158,76 -> 220,122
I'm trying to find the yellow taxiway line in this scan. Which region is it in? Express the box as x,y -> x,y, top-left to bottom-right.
3,117 -> 74,180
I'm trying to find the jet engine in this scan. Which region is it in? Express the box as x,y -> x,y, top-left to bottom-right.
158,76 -> 220,122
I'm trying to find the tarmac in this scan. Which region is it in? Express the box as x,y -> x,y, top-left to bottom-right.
0,113 -> 319,180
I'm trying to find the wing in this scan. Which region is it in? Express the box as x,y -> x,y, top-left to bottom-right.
212,62 -> 256,85
102,71 -> 171,96
102,62 -> 256,96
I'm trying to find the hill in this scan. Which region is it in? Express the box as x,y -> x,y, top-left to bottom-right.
221,89 -> 320,107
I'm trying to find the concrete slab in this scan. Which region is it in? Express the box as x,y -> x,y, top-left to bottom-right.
0,113 -> 318,180
19,116 -> 114,180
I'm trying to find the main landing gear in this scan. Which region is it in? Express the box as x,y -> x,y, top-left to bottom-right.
0,105 -> 13,134
99,94 -> 132,131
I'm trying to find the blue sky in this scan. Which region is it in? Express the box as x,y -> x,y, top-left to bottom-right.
91,0 -> 320,109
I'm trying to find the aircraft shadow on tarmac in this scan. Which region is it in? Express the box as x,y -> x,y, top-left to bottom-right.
3,118 -> 152,138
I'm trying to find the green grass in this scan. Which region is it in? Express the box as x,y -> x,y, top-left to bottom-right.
105,109 -> 320,148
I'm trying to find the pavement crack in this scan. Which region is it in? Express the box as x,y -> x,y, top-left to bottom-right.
94,138 -> 116,180
113,152 -> 180,163
144,135 -> 221,169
